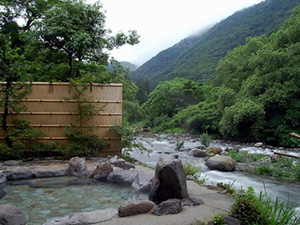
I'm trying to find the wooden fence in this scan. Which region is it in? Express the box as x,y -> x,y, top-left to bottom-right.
0,82 -> 122,156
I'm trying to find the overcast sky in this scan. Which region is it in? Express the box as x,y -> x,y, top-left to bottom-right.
87,0 -> 264,66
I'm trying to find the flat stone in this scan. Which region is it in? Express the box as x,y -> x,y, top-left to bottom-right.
34,169 -> 67,178
1,160 -> 22,166
181,197 -> 204,207
111,159 -> 135,170
43,208 -> 118,225
29,180 -> 68,188
5,169 -> 34,180
152,199 -> 182,216
118,200 -> 156,217
107,170 -> 138,186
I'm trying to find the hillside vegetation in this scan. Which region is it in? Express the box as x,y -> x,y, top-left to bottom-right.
142,4 -> 300,147
131,0 -> 300,87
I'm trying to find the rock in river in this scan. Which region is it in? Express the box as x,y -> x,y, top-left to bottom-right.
205,155 -> 237,172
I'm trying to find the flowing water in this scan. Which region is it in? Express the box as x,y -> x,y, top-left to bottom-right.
0,177 -> 147,225
130,134 -> 300,212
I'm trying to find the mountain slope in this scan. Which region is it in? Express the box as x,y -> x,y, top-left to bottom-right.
130,0 -> 300,86
120,61 -> 138,72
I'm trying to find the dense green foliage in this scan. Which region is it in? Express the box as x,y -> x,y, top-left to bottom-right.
216,5 -> 300,146
230,187 -> 300,225
142,78 -> 202,131
0,0 -> 140,158
145,4 -> 300,147
131,0 -> 300,87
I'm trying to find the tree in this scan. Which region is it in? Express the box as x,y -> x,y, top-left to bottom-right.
0,0 -> 140,148
215,4 -> 300,146
142,78 -> 202,128
35,0 -> 139,80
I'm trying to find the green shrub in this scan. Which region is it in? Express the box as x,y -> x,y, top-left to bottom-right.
113,122 -> 151,158
230,187 -> 270,225
230,186 -> 300,225
183,161 -> 200,176
255,163 -> 273,175
212,213 -> 226,225
175,138 -> 185,151
295,160 -> 300,180
226,150 -> 247,163
63,127 -> 105,158
194,172 -> 209,184
200,132 -> 211,148
276,156 -> 294,169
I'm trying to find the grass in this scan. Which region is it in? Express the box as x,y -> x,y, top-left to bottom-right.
230,186 -> 300,225
225,149 -> 269,163
254,157 -> 300,181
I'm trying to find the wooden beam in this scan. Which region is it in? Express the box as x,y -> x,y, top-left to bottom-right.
274,151 -> 299,159
290,133 -> 300,140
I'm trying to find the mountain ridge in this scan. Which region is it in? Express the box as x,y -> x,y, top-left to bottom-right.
130,0 -> 300,86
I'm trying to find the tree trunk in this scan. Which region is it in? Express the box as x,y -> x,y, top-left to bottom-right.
2,81 -> 13,147
67,53 -> 73,78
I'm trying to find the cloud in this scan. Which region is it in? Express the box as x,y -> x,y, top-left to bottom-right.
87,0 -> 264,65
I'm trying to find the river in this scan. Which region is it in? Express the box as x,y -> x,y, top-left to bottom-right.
130,134 -> 300,212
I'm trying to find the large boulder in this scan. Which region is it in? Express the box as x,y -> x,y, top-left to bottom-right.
0,205 -> 26,225
205,155 -> 237,171
67,157 -> 88,178
152,199 -> 182,216
149,155 -> 188,204
89,162 -> 113,181
43,208 -> 117,225
107,170 -> 138,186
118,200 -> 156,217
131,172 -> 153,193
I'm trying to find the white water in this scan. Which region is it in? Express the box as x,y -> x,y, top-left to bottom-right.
130,135 -> 300,209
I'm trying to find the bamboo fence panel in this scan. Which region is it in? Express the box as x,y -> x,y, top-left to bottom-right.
0,82 -> 123,156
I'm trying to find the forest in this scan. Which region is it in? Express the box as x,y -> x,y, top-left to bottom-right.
141,4 -> 300,148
